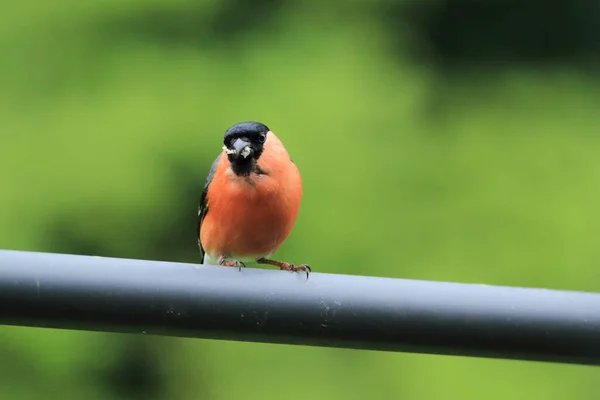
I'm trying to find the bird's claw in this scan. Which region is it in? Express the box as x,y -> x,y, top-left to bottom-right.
218,256 -> 246,271
278,262 -> 311,279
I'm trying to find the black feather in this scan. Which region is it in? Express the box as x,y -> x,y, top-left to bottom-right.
197,153 -> 221,262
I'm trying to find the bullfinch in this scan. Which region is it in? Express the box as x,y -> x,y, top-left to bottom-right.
197,121 -> 310,277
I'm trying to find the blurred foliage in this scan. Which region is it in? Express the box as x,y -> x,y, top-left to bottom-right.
1,0 -> 600,399
398,0 -> 600,70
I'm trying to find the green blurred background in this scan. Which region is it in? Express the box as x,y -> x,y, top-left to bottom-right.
2,0 -> 600,398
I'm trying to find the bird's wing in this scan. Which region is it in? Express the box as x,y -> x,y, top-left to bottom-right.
197,153 -> 222,262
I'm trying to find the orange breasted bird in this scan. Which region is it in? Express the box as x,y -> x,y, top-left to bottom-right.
197,121 -> 310,276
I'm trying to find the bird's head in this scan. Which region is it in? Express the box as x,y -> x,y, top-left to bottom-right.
222,121 -> 269,175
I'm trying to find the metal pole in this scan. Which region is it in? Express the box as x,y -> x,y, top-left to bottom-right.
0,250 -> 599,365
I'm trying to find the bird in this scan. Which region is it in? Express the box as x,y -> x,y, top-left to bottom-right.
197,121 -> 310,277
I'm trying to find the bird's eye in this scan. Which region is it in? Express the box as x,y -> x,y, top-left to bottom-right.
258,134 -> 266,143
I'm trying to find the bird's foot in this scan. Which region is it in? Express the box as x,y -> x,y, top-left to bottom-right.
218,255 -> 246,271
256,258 -> 311,279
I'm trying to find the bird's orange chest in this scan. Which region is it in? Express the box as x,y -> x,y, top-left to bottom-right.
200,161 -> 302,258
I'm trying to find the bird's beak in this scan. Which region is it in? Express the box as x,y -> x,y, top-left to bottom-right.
230,138 -> 253,159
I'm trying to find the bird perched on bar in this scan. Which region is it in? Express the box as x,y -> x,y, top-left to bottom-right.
197,121 -> 310,277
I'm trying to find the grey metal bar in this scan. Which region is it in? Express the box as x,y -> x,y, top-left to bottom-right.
0,250 -> 599,365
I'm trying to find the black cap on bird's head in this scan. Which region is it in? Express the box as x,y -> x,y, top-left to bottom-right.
222,121 -> 269,175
